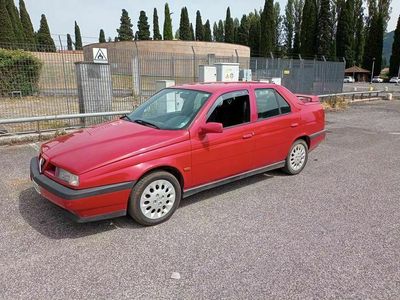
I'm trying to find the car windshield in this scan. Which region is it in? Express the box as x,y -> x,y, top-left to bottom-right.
126,88 -> 211,130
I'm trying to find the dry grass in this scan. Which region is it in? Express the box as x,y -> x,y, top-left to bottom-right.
321,96 -> 349,111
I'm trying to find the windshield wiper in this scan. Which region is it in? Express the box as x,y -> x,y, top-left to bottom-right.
120,115 -> 133,122
133,119 -> 160,129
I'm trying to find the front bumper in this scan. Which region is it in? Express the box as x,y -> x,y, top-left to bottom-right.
30,157 -> 135,222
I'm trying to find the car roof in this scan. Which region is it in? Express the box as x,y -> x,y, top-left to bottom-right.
169,82 -> 279,93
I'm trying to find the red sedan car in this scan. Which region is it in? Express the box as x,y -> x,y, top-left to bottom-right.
30,82 -> 325,225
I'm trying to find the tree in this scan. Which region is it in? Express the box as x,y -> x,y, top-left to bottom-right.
336,0 -> 354,66
292,0 -> 304,55
67,33 -> 73,50
99,29 -> 106,43
137,10 -> 150,40
214,20 -> 224,42
163,3 -> 173,40
237,15 -> 249,46
213,22 -> 218,41
363,10 -> 384,76
179,7 -> 191,40
19,0 -> 35,46
300,0 -> 317,57
316,0 -> 332,57
0,0 -> 15,46
6,0 -> 25,44
353,0 -> 365,65
204,20 -> 212,41
389,15 -> 400,76
117,9 -> 134,41
74,21 -> 82,50
260,0 -> 275,57
248,10 -> 261,56
225,7 -> 234,43
283,0 -> 295,53
195,10 -> 204,41
36,14 -> 56,52
153,8 -> 162,40
233,17 -> 240,43
274,2 -> 282,52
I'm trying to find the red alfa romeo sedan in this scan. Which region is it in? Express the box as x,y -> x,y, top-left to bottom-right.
30,82 -> 325,226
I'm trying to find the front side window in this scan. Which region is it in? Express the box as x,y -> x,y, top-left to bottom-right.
207,91 -> 250,128
127,88 -> 211,130
255,89 -> 291,119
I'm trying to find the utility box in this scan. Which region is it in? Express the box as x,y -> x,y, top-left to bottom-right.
215,63 -> 240,82
155,80 -> 175,91
155,80 -> 176,113
259,77 -> 282,85
239,69 -> 252,82
199,65 -> 217,82
75,62 -> 113,125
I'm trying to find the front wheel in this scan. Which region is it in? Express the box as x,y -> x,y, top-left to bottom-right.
128,171 -> 181,226
282,140 -> 308,175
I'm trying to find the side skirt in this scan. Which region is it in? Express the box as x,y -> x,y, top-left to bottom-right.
183,161 -> 286,198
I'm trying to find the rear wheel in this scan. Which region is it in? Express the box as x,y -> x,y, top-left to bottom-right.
282,140 -> 308,175
128,171 -> 181,226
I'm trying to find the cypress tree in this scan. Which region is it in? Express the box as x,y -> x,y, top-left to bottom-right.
19,0 -> 35,46
336,0 -> 354,66
283,0 -> 295,53
300,0 -> 317,58
353,0 -> 364,65
212,22 -> 218,41
316,0 -> 332,57
237,15 -> 249,46
137,10 -> 150,40
0,0 -> 15,47
74,21 -> 83,50
163,3 -> 173,40
179,7 -> 191,40
248,11 -> 261,56
225,7 -> 234,43
363,11 -> 384,76
67,33 -> 73,50
292,0 -> 303,55
99,29 -> 106,43
117,9 -> 134,41
274,2 -> 282,53
204,20 -> 212,42
195,10 -> 204,41
216,20 -> 224,42
153,8 -> 162,40
260,0 -> 275,57
6,0 -> 25,44
36,14 -> 56,52
389,15 -> 400,77
233,17 -> 240,44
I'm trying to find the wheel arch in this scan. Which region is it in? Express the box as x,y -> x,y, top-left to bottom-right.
294,135 -> 310,149
135,165 -> 184,190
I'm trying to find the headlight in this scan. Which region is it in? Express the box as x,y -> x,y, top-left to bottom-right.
55,167 -> 79,187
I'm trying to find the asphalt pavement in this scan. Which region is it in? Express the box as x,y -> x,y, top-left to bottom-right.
1,100 -> 400,299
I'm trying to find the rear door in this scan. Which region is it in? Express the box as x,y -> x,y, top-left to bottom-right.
251,88 -> 300,167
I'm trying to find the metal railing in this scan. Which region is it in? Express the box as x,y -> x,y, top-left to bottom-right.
318,90 -> 385,102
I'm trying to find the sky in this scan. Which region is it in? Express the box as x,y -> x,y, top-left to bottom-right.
20,0 -> 400,46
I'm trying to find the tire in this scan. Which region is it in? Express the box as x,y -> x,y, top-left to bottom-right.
282,139 -> 309,175
128,171 -> 181,226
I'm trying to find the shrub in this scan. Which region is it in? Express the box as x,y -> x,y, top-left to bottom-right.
0,48 -> 42,96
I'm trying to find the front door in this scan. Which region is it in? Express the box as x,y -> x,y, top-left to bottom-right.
190,90 -> 255,187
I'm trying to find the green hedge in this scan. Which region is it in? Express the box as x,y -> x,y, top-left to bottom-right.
0,49 -> 42,96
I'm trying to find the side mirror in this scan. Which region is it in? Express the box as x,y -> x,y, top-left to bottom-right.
200,122 -> 223,134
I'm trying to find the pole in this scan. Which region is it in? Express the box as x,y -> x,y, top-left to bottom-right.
370,58 -> 375,84
353,61 -> 355,82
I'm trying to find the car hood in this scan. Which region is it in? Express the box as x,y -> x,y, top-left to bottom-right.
41,120 -> 189,174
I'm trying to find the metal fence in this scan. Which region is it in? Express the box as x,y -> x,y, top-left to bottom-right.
0,42 -> 345,135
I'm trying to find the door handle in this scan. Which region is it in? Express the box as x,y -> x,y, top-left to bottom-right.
242,132 -> 254,139
290,123 -> 299,128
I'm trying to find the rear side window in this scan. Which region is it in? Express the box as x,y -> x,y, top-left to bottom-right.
255,89 -> 291,119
